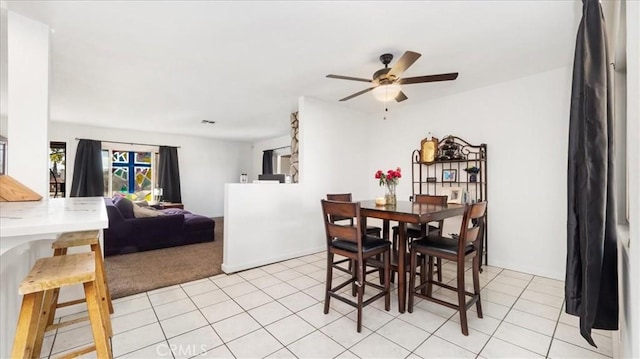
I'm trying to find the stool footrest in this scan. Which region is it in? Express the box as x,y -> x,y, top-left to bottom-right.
56,298 -> 86,308
56,344 -> 97,359
46,316 -> 89,331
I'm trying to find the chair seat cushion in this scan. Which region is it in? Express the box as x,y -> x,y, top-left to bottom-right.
332,236 -> 390,254
392,224 -> 440,238
411,236 -> 474,256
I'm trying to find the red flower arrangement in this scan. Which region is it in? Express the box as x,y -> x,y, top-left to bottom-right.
375,167 -> 402,187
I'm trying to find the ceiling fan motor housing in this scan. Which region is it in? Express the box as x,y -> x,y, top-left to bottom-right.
374,53 -> 395,83
373,68 -> 392,83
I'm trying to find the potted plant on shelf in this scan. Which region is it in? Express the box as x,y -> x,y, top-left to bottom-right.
463,166 -> 480,182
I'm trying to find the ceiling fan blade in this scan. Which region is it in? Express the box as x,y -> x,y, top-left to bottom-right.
387,51 -> 421,79
339,87 -> 376,101
326,74 -> 372,83
395,91 -> 408,102
399,72 -> 459,85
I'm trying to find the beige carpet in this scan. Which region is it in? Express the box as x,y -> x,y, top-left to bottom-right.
105,218 -> 223,299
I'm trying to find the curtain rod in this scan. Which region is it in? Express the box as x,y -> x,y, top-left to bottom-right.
75,138 -> 181,148
265,145 -> 291,151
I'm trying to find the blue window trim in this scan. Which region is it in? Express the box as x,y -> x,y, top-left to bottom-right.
113,151 -> 151,193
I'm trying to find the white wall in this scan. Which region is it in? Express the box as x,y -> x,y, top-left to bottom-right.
365,67 -> 572,280
49,122 -> 252,217
223,97 -> 371,272
250,135 -> 290,182
7,11 -> 49,197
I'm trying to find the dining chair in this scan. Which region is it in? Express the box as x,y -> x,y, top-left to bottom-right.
407,201 -> 487,336
327,193 -> 385,282
321,199 -> 391,332
391,194 -> 448,283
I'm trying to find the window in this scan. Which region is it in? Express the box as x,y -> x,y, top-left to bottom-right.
102,149 -> 157,201
49,142 -> 66,198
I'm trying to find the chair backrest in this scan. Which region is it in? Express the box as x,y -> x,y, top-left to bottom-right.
414,194 -> 448,206
326,193 -> 354,224
326,193 -> 352,202
458,201 -> 487,254
321,199 -> 362,250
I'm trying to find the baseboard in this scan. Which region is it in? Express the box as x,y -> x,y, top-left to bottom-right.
221,246 -> 325,274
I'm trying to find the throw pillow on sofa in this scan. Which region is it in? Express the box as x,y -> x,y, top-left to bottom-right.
112,196 -> 135,218
132,203 -> 165,218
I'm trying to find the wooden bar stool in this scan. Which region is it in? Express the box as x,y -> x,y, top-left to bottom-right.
11,252 -> 112,359
47,230 -> 114,329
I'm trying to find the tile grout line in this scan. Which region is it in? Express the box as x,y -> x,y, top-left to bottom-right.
401,264 -> 501,358
545,298 -> 565,358
183,276 -> 238,358
473,268 -> 536,357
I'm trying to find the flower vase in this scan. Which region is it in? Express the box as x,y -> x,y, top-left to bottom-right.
385,183 -> 397,205
469,174 -> 477,183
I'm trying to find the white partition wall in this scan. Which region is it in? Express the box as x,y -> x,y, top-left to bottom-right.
7,11 -> 49,196
222,97 -> 370,272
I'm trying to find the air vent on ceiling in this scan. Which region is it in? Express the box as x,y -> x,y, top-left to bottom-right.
201,120 -> 216,125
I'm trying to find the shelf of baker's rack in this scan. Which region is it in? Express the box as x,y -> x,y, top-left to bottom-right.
417,158 -> 485,166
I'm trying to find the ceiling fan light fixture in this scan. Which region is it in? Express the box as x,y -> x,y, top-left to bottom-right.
372,84 -> 401,102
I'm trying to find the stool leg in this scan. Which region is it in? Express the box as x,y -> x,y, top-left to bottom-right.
91,247 -> 113,337
47,247 -> 67,327
91,243 -> 114,314
11,291 -> 44,359
84,281 -> 112,358
31,289 -> 57,358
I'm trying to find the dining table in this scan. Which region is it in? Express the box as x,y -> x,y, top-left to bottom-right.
359,200 -> 467,313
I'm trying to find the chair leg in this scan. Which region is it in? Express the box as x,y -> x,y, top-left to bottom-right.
457,260 -> 469,336
436,258 -> 443,282
378,254 -> 384,285
473,255 -> 483,318
356,260 -> 365,333
384,251 -> 390,311
426,256 -> 435,297
351,259 -> 358,297
407,248 -> 418,313
324,252 -> 333,314
420,254 -> 427,295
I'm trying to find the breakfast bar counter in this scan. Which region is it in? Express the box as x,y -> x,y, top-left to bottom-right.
0,197 -> 108,358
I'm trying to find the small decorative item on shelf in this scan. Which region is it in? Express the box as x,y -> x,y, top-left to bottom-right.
426,176 -> 437,182
420,133 -> 438,163
375,167 -> 401,205
442,169 -> 457,182
464,166 -> 480,182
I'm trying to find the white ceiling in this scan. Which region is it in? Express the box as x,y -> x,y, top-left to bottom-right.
1,1 -> 580,142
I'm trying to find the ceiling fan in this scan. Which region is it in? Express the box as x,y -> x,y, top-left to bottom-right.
326,51 -> 458,103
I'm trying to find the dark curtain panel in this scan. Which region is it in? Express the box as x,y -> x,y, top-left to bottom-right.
70,139 -> 104,197
158,146 -> 182,203
566,0 -> 618,347
262,150 -> 274,175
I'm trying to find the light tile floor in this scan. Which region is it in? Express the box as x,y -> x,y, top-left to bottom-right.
41,252 -> 614,358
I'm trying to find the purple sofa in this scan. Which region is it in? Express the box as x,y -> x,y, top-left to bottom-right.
104,197 -> 215,256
